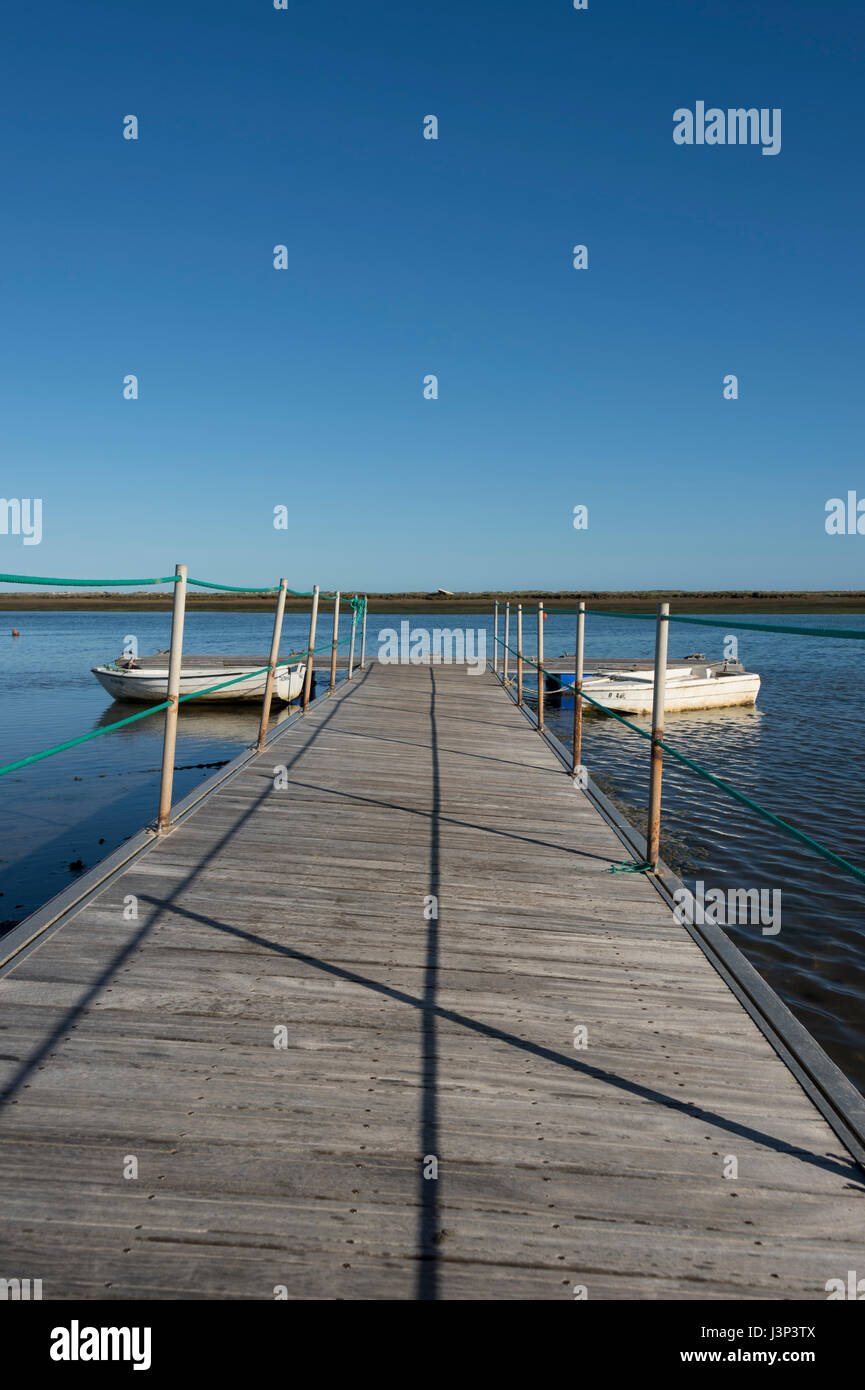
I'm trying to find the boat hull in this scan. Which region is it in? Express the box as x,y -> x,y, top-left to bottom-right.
92,663 -> 306,704
547,672 -> 760,714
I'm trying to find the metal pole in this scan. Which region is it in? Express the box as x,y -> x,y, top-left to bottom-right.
257,578 -> 287,751
360,597 -> 368,669
493,602 -> 499,673
646,601 -> 670,871
348,600 -> 357,680
302,585 -> 319,711
157,564 -> 188,832
329,591 -> 341,690
537,601 -> 545,730
503,602 -> 510,683
572,600 -> 585,777
516,604 -> 523,707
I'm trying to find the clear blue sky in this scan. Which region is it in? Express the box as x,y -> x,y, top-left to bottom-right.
1,0 -> 863,592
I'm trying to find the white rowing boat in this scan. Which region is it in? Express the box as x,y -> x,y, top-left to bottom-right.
582,661 -> 759,714
546,659 -> 760,714
92,653 -> 306,704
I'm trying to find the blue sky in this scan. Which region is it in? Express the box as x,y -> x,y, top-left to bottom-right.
1,0 -> 863,592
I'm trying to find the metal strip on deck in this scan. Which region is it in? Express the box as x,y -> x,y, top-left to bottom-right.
0,663 -> 862,1300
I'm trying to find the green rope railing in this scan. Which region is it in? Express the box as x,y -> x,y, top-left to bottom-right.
496,639 -> 865,889
0,572 -> 343,599
492,608 -> 865,641
186,579 -> 280,594
0,631 -> 357,780
585,609 -> 865,641
186,578 -> 341,598
0,702 -> 173,776
0,572 -> 176,587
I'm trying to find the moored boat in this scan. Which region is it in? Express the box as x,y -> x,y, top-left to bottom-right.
92,653 -> 306,704
545,658 -> 760,714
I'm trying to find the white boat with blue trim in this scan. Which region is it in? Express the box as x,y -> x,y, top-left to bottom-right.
546,657 -> 760,714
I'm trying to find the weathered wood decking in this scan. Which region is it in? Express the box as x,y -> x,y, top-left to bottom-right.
0,662 -> 862,1300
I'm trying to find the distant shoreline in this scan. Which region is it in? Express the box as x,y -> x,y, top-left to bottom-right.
2,591 -> 865,614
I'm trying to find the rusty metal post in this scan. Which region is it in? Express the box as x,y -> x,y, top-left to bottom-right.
157,564 -> 188,832
301,585 -> 319,711
537,601 -> 545,730
516,603 -> 523,707
646,601 -> 670,871
572,600 -> 585,777
348,600 -> 357,680
329,591 -> 341,690
503,602 -> 510,683
360,597 -> 368,668
257,578 -> 287,751
493,602 -> 499,673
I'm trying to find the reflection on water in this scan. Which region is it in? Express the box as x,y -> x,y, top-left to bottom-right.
91,696 -> 300,740
572,694 -> 767,743
1,607 -> 864,1095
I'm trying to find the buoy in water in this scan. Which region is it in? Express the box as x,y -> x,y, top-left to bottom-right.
11,629 -> 19,637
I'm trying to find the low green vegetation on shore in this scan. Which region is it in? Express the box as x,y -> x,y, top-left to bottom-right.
2,590 -> 865,614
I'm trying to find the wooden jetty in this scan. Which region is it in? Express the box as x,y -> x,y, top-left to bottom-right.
0,661 -> 863,1300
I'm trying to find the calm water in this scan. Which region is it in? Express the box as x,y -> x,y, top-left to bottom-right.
2,608 -> 864,1095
